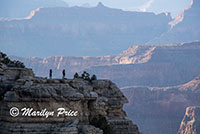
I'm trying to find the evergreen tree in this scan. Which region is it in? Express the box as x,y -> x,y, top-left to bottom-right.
89,114 -> 112,134
0,51 -> 25,68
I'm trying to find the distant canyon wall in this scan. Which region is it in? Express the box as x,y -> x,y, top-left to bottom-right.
0,3 -> 172,57
122,75 -> 200,134
148,0 -> 200,44
12,41 -> 200,88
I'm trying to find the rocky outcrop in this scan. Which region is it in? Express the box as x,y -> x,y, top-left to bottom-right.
109,119 -> 139,134
178,106 -> 200,134
0,51 -> 34,80
0,54 -> 139,134
122,75 -> 200,134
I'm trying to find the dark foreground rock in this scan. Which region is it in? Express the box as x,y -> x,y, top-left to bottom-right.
0,53 -> 139,134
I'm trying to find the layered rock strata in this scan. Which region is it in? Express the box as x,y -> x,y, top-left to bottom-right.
12,41 -> 200,88
122,75 -> 200,134
0,54 -> 139,134
178,106 -> 200,134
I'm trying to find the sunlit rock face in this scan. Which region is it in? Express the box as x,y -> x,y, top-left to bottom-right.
11,44 -> 156,79
149,0 -> 200,44
12,41 -> 200,88
84,41 -> 200,87
178,106 -> 200,134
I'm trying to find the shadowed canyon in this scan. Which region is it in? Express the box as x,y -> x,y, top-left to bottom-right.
1,0 -> 200,134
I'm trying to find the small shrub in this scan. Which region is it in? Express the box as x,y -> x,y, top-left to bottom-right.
55,89 -> 61,96
0,51 -> 25,68
89,115 -> 113,134
3,57 -> 12,65
14,60 -> 25,68
0,52 -> 7,58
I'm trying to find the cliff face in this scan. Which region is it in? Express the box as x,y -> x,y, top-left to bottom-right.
178,106 -> 200,134
0,53 -> 139,134
13,41 -> 200,88
149,0 -> 200,44
0,4 -> 172,57
11,45 -> 157,79
85,41 -> 200,87
122,75 -> 200,134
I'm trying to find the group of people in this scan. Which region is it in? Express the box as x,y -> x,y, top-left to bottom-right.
49,69 -> 97,81
49,69 -> 65,79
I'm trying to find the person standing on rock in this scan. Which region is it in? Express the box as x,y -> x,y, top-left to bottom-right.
62,69 -> 66,79
49,69 -> 52,79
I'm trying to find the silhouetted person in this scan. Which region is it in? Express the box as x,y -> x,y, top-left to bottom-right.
62,69 -> 66,79
74,72 -> 79,79
81,71 -> 90,80
85,72 -> 90,80
89,74 -> 97,83
91,75 -> 97,81
49,69 -> 52,79
81,71 -> 86,79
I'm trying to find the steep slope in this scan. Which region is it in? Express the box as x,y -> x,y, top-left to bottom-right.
178,106 -> 200,134
12,41 -> 200,87
0,3 -> 172,57
148,0 -> 200,44
122,76 -> 200,134
178,75 -> 200,93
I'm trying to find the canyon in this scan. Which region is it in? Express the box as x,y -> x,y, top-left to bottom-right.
11,41 -> 200,134
1,0 -> 200,134
1,0 -> 200,57
0,2 -> 172,57
0,51 -> 139,134
149,0 -> 200,44
122,75 -> 200,134
10,41 -> 200,134
12,41 -> 200,88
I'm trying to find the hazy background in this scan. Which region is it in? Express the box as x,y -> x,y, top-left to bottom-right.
1,0 -> 197,58
0,0 -> 192,18
63,0 -> 192,18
